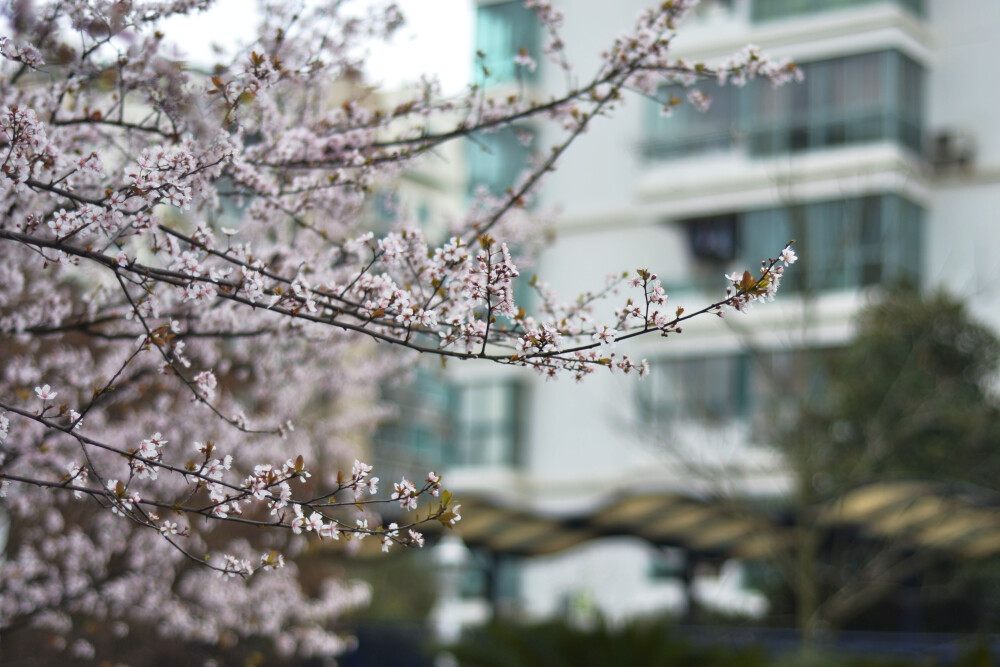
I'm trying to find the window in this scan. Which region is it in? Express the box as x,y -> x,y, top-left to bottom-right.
467,125 -> 533,198
416,201 -> 431,226
450,382 -> 522,467
645,51 -> 924,160
739,195 -> 922,292
649,547 -> 687,580
475,1 -> 540,85
747,349 -> 832,440
638,355 -> 750,425
375,370 -> 454,469
639,349 -> 836,435
677,195 -> 922,294
686,214 -> 738,262
748,51 -> 924,156
751,0 -> 924,22
692,0 -> 736,19
374,375 -> 522,477
645,81 -> 739,159
213,177 -> 250,228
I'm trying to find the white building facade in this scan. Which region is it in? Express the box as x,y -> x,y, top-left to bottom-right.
381,0 -> 1000,624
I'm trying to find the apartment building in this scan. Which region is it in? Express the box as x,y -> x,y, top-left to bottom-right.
375,0 -> 1000,622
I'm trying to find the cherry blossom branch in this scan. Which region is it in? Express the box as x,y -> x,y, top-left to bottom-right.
0,7 -> 803,650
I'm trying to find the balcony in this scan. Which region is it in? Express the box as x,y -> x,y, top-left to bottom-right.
644,50 -> 924,162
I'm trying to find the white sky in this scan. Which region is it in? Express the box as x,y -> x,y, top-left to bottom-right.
162,0 -> 474,94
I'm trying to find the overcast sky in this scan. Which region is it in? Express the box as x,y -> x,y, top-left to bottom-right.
162,0 -> 474,94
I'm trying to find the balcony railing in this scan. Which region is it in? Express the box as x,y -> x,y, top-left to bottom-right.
644,50 -> 924,161
641,130 -> 737,161
748,109 -> 922,155
751,0 -> 925,22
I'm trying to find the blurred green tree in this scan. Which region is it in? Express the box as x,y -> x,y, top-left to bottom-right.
823,288 -> 1000,486
759,287 -> 1000,639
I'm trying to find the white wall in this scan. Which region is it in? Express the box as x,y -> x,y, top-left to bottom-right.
924,0 -> 1000,329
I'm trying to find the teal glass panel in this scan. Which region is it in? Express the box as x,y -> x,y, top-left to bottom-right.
638,354 -> 751,424
373,369 -> 455,475
738,195 -> 923,293
467,126 -> 533,197
644,82 -> 739,159
646,50 -> 925,159
475,1 -> 540,84
748,51 -> 923,156
451,382 -> 522,466
639,349 -> 833,432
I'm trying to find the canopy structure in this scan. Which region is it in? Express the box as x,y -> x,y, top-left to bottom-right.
823,480 -> 1000,560
412,480 -> 1000,563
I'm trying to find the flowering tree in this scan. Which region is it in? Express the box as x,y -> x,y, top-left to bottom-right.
0,0 -> 798,661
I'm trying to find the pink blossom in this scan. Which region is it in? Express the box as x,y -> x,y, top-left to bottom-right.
34,384 -> 57,401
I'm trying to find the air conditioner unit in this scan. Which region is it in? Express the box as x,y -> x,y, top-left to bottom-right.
929,130 -> 974,170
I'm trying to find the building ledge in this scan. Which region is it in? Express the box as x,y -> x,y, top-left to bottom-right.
635,142 -> 928,219
673,1 -> 932,65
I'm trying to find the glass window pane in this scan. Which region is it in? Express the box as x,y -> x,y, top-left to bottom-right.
646,82 -> 737,159
468,126 -> 533,197
748,50 -> 924,156
451,382 -> 520,466
475,1 -> 540,84
638,355 -> 749,423
737,195 -> 923,293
